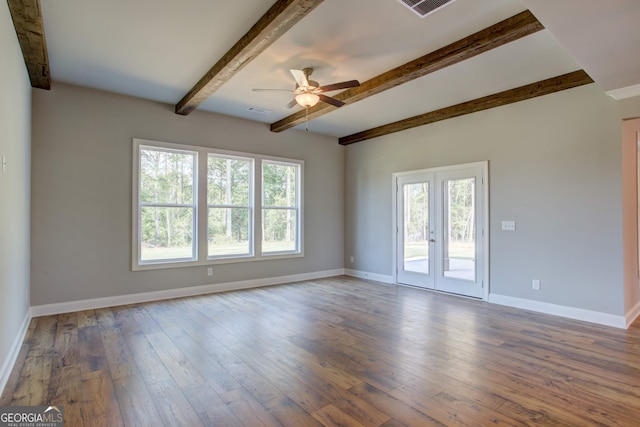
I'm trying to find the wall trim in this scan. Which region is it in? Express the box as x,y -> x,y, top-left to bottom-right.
31,269 -> 345,317
344,269 -> 394,284
489,293 -> 627,329
625,298 -> 640,328
0,308 -> 32,393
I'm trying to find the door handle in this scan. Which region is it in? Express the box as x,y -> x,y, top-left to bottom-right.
429,239 -> 436,243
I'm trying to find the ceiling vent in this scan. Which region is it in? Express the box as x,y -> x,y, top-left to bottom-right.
396,0 -> 457,18
246,107 -> 272,115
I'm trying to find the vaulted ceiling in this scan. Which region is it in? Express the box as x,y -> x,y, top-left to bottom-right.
8,0 -> 640,143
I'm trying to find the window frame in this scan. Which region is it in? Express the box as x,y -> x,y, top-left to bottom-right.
134,143 -> 198,267
207,153 -> 255,261
132,138 -> 304,271
261,159 -> 303,256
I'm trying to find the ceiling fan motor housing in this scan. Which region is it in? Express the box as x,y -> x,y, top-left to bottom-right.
296,80 -> 319,92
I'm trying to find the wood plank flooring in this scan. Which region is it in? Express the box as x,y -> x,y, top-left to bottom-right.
2,276 -> 640,426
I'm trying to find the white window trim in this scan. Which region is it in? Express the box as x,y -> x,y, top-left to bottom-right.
207,153 -> 255,261
261,159 -> 304,257
133,142 -> 199,268
132,138 -> 304,271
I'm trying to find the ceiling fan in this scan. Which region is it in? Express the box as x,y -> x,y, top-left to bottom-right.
252,67 -> 360,109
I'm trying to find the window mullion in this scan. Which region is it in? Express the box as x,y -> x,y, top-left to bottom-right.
262,206 -> 296,210
255,160 -> 263,256
197,149 -> 208,263
140,202 -> 194,208
208,204 -> 251,209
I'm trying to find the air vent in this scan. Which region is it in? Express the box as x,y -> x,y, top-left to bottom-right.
396,0 -> 457,18
246,107 -> 272,115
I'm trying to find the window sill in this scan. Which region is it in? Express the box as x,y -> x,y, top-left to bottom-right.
132,252 -> 304,271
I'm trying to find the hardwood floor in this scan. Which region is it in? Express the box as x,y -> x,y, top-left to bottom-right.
2,276 -> 640,426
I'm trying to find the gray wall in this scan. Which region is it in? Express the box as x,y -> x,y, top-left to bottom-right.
0,2 -> 31,375
345,84 -> 640,316
23,57 -> 640,319
31,83 -> 344,306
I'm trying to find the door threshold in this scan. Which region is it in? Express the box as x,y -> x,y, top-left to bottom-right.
395,282 -> 484,301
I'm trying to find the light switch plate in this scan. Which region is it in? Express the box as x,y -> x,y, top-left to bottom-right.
501,220 -> 516,231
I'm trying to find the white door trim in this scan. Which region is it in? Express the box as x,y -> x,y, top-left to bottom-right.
392,161 -> 489,301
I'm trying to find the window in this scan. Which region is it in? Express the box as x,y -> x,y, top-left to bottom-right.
208,154 -> 253,258
133,139 -> 303,270
137,145 -> 197,264
262,161 -> 300,254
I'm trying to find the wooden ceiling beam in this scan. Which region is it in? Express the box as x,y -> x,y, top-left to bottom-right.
175,0 -> 324,115
338,70 -> 594,145
270,9 -> 543,133
7,0 -> 50,90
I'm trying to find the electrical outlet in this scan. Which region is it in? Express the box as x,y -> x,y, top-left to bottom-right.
207,267 -> 213,276
532,279 -> 540,290
350,256 -> 354,263
501,220 -> 516,231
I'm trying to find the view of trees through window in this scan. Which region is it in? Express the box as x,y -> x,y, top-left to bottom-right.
135,141 -> 302,267
208,155 -> 252,257
403,178 -> 475,272
403,183 -> 430,273
139,147 -> 196,261
444,178 -> 476,263
262,161 -> 298,253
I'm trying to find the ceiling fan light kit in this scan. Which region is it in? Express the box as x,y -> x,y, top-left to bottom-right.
295,92 -> 320,107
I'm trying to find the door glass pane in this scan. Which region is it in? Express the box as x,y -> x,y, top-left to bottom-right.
403,183 -> 429,274
443,178 -> 476,281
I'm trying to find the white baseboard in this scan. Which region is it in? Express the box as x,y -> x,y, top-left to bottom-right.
625,298 -> 640,328
343,273 -> 630,329
0,308 -> 32,393
489,293 -> 627,329
344,269 -> 393,284
31,269 -> 346,317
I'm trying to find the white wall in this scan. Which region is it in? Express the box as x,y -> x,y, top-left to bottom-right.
31,83 -> 344,306
0,2 -> 32,385
345,83 -> 640,317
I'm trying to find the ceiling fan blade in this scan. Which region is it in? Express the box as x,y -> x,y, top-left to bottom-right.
290,69 -> 310,88
252,88 -> 292,92
285,99 -> 298,109
316,80 -> 360,92
318,94 -> 345,108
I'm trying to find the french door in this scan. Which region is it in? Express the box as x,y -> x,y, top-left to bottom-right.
394,162 -> 487,299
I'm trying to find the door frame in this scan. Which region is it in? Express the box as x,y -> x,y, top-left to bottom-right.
392,161 -> 490,301
622,118 -> 640,306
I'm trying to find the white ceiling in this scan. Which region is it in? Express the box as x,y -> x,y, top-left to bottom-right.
39,0 -> 640,138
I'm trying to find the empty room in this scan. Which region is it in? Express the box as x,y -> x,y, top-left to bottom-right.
2,0 -> 640,425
